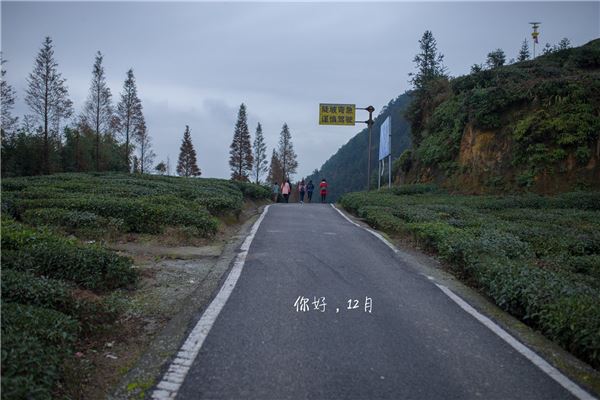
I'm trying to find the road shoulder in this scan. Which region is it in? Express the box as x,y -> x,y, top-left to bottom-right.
109,207 -> 264,400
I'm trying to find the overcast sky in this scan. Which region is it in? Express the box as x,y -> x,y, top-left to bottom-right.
2,1 -> 599,179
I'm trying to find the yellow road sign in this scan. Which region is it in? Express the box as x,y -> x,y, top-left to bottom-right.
319,103 -> 356,126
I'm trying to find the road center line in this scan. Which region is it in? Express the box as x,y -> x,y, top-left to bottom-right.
330,203 -> 595,400
151,205 -> 270,400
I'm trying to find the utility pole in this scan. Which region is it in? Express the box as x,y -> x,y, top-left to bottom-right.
359,105 -> 375,191
529,22 -> 541,58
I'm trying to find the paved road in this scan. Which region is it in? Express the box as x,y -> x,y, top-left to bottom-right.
176,204 -> 577,399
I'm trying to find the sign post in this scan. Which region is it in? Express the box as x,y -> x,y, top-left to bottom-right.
319,103 -> 375,191
378,116 -> 391,189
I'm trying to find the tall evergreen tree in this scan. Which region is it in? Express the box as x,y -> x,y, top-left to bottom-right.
406,31 -> 447,146
25,37 -> 73,174
135,120 -> 155,174
81,51 -> 113,171
409,30 -> 446,90
176,125 -> 201,177
277,123 -> 298,181
517,39 -> 530,62
252,122 -> 268,184
486,48 -> 506,68
267,148 -> 283,184
229,103 -> 253,181
116,69 -> 144,171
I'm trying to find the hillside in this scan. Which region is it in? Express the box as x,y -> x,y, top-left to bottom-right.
401,38 -> 600,193
306,93 -> 412,202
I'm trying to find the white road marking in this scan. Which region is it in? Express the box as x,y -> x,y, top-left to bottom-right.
330,204 -> 398,253
330,203 -> 595,400
437,284 -> 595,400
151,205 -> 270,400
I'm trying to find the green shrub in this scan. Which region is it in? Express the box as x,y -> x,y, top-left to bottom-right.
232,181 -> 271,200
1,303 -> 79,400
21,207 -> 125,234
390,183 -> 439,196
1,269 -> 75,312
1,269 -> 120,331
1,221 -> 136,291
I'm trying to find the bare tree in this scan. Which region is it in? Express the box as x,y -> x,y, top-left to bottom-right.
81,51 -> 113,171
267,148 -> 283,184
1,55 -> 18,141
277,123 -> 298,181
135,119 -> 155,174
116,68 -> 144,171
252,122 -> 268,184
25,37 -> 73,173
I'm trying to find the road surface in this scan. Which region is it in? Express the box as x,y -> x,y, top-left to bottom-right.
172,203 -> 582,399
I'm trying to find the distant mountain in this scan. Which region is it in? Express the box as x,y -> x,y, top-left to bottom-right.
306,93 -> 412,202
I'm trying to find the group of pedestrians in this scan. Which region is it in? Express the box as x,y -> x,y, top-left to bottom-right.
272,178 -> 328,204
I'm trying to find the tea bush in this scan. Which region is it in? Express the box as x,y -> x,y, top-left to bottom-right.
1,173 -> 269,237
1,269 -> 75,312
1,303 -> 79,400
1,220 -> 136,291
340,185 -> 600,368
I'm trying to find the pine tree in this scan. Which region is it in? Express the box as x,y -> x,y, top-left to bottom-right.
517,39 -> 530,62
229,103 -> 253,181
135,120 -> 155,174
1,56 -> 18,141
116,69 -> 144,172
267,148 -> 283,184
252,122 -> 268,184
486,48 -> 506,68
277,123 -> 298,181
25,37 -> 73,174
81,51 -> 113,171
176,125 -> 201,177
409,30 -> 446,90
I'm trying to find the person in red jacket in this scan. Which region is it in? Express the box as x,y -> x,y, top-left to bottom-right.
319,178 -> 328,203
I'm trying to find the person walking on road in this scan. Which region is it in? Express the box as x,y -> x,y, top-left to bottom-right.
298,179 -> 306,204
306,180 -> 314,203
272,182 -> 280,203
319,178 -> 328,203
281,179 -> 291,203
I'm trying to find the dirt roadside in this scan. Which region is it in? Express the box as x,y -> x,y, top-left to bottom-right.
61,201 -> 266,400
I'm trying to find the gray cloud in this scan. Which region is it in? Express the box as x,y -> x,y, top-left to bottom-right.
2,1 -> 599,179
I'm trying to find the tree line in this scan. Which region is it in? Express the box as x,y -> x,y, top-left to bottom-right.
1,36 -> 299,183
228,103 -> 298,184
1,37 -> 160,177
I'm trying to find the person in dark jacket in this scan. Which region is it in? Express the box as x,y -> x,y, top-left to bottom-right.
306,180 -> 315,203
298,179 -> 306,204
